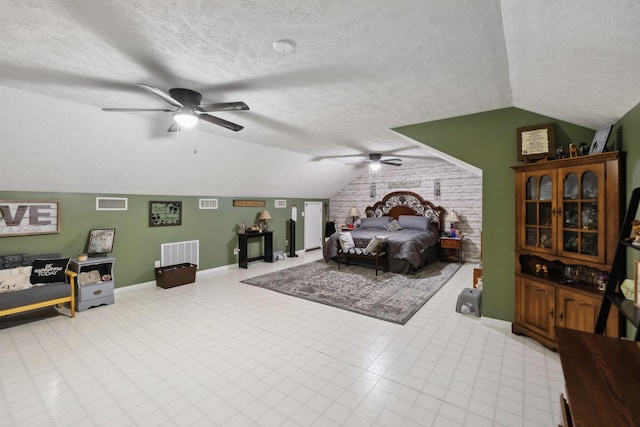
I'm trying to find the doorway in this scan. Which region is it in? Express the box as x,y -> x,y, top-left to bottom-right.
304,201 -> 323,251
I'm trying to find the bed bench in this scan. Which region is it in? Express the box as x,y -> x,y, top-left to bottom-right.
336,239 -> 389,276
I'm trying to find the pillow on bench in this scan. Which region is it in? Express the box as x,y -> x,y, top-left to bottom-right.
0,267 -> 32,293
364,235 -> 389,254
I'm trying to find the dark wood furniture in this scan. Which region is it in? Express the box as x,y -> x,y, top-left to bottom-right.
440,237 -> 463,262
238,231 -> 273,269
512,152 -> 624,350
336,241 -> 388,276
595,186 -> 640,339
556,327 -> 640,427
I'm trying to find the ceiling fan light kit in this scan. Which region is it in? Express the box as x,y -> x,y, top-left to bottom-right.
173,112 -> 198,128
368,153 -> 402,167
102,84 -> 249,132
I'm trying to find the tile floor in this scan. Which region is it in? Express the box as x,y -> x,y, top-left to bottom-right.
0,251 -> 564,426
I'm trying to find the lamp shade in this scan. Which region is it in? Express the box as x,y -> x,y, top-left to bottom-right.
259,210 -> 272,220
445,211 -> 460,223
347,207 -> 360,218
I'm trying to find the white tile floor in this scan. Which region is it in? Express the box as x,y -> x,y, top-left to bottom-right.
0,251 -> 564,426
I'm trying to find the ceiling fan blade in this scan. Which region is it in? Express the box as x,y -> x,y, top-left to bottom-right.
381,161 -> 402,166
197,102 -> 249,112
137,83 -> 183,108
197,114 -> 244,132
167,122 -> 179,132
102,107 -> 174,112
383,158 -> 402,162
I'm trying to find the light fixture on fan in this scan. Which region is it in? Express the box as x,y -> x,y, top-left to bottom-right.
369,161 -> 381,171
173,111 -> 198,128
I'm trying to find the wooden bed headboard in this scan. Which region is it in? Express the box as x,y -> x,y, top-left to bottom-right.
365,191 -> 446,233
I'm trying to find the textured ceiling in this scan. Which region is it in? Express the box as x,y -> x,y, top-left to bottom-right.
1,1 -> 639,197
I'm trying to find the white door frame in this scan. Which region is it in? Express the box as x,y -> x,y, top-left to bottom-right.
304,201 -> 323,251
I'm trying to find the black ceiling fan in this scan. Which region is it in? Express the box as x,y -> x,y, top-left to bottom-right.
102,84 -> 249,132
369,153 -> 402,166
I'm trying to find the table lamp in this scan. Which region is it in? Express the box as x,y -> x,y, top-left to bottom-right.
259,210 -> 272,231
446,210 -> 460,237
347,207 -> 360,227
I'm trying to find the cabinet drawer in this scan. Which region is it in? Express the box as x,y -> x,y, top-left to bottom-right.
440,239 -> 461,249
78,280 -> 114,302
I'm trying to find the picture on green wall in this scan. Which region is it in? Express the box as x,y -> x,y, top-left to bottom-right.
149,201 -> 182,227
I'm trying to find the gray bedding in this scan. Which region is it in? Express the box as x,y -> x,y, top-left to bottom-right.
323,227 -> 439,270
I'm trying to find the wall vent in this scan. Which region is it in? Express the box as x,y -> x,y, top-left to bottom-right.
199,198 -> 218,209
275,199 -> 287,208
161,240 -> 199,267
96,197 -> 128,211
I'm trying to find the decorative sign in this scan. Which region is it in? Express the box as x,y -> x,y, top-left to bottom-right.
149,201 -> 182,227
0,201 -> 60,237
517,123 -> 555,161
233,200 -> 266,207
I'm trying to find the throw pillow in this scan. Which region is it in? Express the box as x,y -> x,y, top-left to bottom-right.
384,219 -> 402,232
397,215 -> 431,230
359,217 -> 391,229
0,267 -> 32,292
338,232 -> 355,250
0,254 -> 29,270
363,235 -> 389,254
30,258 -> 69,284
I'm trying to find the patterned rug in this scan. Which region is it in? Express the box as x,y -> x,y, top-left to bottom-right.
240,260 -> 462,324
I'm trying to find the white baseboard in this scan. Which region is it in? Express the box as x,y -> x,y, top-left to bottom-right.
115,263 -> 238,294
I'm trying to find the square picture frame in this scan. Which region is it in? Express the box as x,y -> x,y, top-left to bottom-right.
149,201 -> 182,227
588,125 -> 612,155
87,228 -> 116,255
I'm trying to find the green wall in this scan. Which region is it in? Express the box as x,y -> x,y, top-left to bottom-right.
395,107 -> 596,321
0,192 -> 324,287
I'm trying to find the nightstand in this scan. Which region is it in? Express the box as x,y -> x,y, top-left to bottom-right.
440,237 -> 463,263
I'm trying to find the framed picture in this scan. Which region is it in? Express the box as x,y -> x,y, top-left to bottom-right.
87,228 -> 116,255
635,261 -> 640,308
149,201 -> 182,227
0,200 -> 60,237
517,123 -> 555,161
233,200 -> 266,207
588,125 -> 612,155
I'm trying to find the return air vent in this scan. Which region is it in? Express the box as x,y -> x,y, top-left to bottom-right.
199,198 -> 218,209
275,199 -> 287,208
96,197 -> 128,211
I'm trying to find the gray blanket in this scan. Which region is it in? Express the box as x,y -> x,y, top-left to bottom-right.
323,228 -> 439,269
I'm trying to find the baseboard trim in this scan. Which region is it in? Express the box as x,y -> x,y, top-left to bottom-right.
115,263 -> 238,293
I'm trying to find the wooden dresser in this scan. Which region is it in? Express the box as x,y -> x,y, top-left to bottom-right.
556,327 -> 640,426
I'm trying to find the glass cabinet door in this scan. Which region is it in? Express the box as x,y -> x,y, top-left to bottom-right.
523,172 -> 554,253
558,165 -> 605,262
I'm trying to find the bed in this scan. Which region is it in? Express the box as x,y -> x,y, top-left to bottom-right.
324,191 -> 445,274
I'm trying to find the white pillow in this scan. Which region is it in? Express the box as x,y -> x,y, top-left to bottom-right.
0,271 -> 32,292
363,235 -> 389,254
338,232 -> 355,250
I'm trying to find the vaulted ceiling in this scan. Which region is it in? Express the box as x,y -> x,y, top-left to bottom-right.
1,1 -> 639,198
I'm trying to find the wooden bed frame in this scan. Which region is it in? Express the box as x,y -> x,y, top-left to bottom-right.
364,191 -> 446,234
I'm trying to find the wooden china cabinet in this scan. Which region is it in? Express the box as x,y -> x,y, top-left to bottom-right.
512,152 -> 624,350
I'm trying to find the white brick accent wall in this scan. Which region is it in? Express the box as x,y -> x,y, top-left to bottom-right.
329,161 -> 482,262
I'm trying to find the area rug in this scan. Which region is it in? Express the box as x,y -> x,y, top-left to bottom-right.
240,260 -> 461,324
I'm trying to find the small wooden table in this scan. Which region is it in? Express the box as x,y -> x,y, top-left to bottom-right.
440,237 -> 463,262
238,231 -> 273,269
556,327 -> 640,427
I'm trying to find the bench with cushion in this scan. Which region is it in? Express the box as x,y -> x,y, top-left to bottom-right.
0,253 -> 75,318
336,233 -> 389,276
